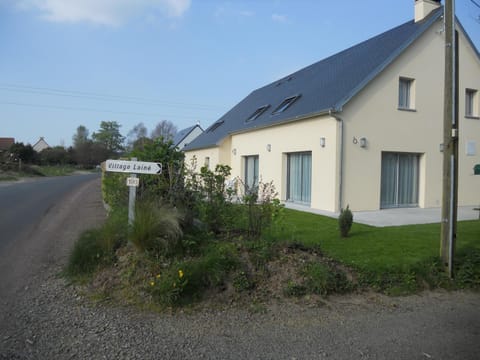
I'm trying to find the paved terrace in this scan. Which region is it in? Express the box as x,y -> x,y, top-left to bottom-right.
285,203 -> 480,227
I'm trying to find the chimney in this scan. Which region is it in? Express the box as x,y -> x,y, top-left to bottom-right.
415,0 -> 441,22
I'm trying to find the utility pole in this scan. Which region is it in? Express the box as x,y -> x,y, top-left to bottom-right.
440,0 -> 459,278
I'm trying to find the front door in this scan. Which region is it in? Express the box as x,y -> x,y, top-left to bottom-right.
380,152 -> 420,209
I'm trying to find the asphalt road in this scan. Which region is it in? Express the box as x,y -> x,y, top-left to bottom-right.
0,173 -> 102,299
0,173 -> 99,251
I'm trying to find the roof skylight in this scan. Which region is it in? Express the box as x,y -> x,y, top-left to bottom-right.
207,120 -> 224,132
246,105 -> 270,123
272,94 -> 301,114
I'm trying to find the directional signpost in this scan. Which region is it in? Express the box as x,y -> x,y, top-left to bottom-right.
106,159 -> 162,175
105,158 -> 162,225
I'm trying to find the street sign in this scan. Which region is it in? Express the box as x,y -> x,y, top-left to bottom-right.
106,159 -> 162,175
126,177 -> 140,187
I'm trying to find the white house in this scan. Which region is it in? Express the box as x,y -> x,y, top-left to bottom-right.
184,0 -> 480,212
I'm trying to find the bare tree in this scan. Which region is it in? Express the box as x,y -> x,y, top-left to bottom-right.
126,122 -> 148,150
151,120 -> 177,141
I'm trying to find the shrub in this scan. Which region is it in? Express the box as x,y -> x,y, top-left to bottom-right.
455,248 -> 480,289
189,164 -> 235,234
99,207 -> 128,254
242,180 -> 284,238
147,242 -> 239,306
303,262 -> 351,296
338,205 -> 353,238
66,229 -> 105,277
130,200 -> 183,256
102,171 -> 128,209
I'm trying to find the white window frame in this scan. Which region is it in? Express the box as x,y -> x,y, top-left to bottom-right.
466,88 -> 479,118
398,77 -> 415,111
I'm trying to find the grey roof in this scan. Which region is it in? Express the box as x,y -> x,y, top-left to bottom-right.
173,124 -> 203,147
184,8 -> 444,151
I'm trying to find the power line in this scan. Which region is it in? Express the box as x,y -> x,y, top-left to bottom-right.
0,83 -> 224,111
0,100 -> 206,120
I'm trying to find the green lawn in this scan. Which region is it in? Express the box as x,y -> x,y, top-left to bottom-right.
277,209 -> 480,273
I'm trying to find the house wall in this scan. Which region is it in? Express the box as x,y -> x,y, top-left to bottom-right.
340,19 -> 480,211
184,137 -> 231,172
458,28 -> 480,206
229,116 -> 339,211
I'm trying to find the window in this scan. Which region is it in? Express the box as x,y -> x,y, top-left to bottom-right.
466,89 -> 478,118
207,120 -> 224,132
204,157 -> 210,169
244,155 -> 259,193
287,152 -> 312,204
380,152 -> 420,209
398,77 -> 415,110
272,95 -> 301,115
246,105 -> 270,123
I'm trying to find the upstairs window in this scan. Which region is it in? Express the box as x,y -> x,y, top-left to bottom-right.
466,89 -> 478,118
272,95 -> 301,115
398,77 -> 415,110
246,105 -> 270,123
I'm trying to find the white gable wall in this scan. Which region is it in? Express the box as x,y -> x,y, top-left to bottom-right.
341,17 -> 480,211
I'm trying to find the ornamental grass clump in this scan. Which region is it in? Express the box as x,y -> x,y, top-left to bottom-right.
130,200 -> 183,257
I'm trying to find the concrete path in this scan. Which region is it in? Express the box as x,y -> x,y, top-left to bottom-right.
285,203 -> 480,227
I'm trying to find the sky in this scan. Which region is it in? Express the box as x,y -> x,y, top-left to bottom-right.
1,0 -> 479,147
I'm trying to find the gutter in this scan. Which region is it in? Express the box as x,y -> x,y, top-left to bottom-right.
329,109 -> 344,212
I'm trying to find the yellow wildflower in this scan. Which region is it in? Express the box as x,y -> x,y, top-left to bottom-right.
178,270 -> 184,279
149,281 -> 155,286
156,274 -> 161,279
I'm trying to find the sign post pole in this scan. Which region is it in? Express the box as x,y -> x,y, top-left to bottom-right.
128,158 -> 137,226
105,158 -> 162,227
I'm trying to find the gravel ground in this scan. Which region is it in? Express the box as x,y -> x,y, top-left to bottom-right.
1,178 -> 479,359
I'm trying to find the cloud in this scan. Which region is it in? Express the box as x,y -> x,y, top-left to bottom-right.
239,10 -> 254,17
271,13 -> 288,23
16,0 -> 191,26
214,5 -> 254,20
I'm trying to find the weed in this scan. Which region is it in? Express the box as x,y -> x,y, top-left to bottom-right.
283,281 -> 307,297
455,248 -> 480,289
303,262 -> 351,296
66,229 -> 105,277
233,270 -> 255,292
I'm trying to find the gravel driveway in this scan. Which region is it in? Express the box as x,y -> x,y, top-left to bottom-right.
1,177 -> 479,360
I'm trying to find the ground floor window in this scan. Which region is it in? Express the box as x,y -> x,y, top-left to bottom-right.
287,152 -> 312,204
380,152 -> 420,209
244,155 -> 259,193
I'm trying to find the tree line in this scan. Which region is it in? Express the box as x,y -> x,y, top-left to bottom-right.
2,120 -> 178,168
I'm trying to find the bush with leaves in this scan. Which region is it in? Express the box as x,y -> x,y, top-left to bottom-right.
188,164 -> 235,234
130,137 -> 185,206
338,205 -> 353,238
147,242 -> 239,306
241,179 -> 284,237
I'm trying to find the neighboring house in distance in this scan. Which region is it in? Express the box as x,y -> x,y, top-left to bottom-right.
0,138 -> 15,152
184,0 -> 480,212
174,124 -> 204,150
32,137 -> 50,152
